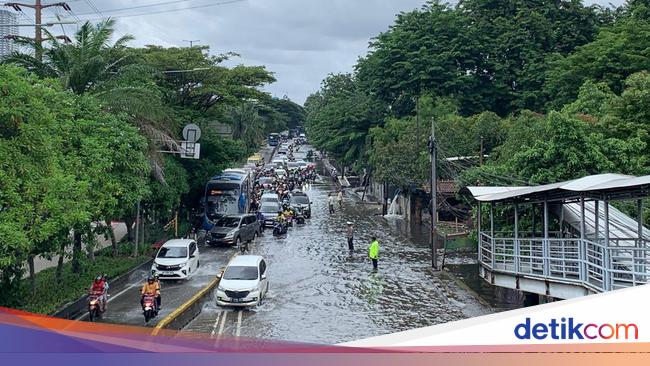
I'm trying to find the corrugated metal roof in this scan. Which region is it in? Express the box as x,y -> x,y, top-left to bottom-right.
466,186 -> 526,199
558,201 -> 650,244
467,174 -> 650,202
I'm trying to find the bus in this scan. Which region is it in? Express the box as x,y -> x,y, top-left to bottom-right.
202,172 -> 251,230
268,133 -> 280,146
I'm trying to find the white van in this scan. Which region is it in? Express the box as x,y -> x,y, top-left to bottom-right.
216,255 -> 269,307
151,239 -> 199,280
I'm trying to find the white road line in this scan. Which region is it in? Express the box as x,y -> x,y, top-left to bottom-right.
217,310 -> 228,337
210,310 -> 223,338
236,310 -> 242,337
74,282 -> 139,321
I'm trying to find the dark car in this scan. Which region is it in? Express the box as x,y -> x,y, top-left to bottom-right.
290,192 -> 312,219
206,214 -> 261,247
259,202 -> 280,228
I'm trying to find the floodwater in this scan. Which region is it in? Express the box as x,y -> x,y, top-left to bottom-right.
183,166 -> 517,344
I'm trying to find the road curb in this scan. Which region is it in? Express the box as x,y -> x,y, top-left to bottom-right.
151,251 -> 239,336
151,270 -> 223,336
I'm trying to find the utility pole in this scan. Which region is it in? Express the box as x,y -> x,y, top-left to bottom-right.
183,39 -> 200,47
428,117 -> 438,270
4,1 -> 72,60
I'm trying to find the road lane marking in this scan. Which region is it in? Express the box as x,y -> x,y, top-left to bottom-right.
236,310 -> 242,337
210,310 -> 223,338
218,310 -> 228,336
74,282 -> 139,321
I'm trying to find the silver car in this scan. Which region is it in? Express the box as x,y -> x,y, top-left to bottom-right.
206,214 -> 261,247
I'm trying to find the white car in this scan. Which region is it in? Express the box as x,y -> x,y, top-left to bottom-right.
151,239 -> 199,280
275,169 -> 287,178
216,255 -> 269,307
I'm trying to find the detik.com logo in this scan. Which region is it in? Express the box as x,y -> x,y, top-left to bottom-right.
514,318 -> 638,340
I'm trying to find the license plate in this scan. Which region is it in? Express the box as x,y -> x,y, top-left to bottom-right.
162,271 -> 174,275
231,298 -> 244,303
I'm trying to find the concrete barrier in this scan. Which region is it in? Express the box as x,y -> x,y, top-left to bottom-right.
151,270 -> 223,336
51,258 -> 153,320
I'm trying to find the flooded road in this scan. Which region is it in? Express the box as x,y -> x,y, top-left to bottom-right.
183,173 -> 503,344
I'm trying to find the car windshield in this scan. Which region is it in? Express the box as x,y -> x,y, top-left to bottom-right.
259,177 -> 273,184
291,196 -> 310,204
157,246 -> 187,258
223,265 -> 258,280
260,204 -> 278,213
216,217 -> 240,228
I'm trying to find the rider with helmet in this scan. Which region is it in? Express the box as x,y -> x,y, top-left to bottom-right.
140,276 -> 160,311
153,274 -> 162,309
89,275 -> 107,312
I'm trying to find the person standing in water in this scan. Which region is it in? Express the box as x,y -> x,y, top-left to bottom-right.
346,222 -> 354,253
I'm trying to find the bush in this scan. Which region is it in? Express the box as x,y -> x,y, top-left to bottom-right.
12,253 -> 150,315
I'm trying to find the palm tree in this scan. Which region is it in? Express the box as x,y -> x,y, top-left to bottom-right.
5,19 -> 180,182
228,103 -> 265,149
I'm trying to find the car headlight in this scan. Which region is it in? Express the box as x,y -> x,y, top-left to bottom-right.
179,262 -> 187,269
225,231 -> 236,238
217,285 -> 226,292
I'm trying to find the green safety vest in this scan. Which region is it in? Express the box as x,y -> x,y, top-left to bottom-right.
368,240 -> 379,259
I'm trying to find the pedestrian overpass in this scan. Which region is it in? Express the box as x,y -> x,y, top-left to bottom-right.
467,174 -> 650,299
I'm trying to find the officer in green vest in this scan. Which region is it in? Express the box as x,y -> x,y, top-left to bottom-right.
368,236 -> 379,271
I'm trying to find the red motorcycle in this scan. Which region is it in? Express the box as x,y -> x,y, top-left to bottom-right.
87,291 -> 104,322
142,293 -> 158,324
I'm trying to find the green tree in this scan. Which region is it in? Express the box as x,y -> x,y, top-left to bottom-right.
545,6 -> 650,109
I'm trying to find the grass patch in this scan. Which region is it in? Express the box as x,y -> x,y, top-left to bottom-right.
14,252 -> 150,315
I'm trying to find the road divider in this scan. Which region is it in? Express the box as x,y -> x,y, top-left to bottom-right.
151,269 -> 224,336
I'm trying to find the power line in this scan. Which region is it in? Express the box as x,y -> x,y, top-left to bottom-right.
70,0 -> 245,21
68,0 -> 198,16
83,0 -> 103,17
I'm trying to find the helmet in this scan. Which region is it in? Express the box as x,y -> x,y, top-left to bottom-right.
147,276 -> 154,283
95,276 -> 102,282
153,274 -> 159,280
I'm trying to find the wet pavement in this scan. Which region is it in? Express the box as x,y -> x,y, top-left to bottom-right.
93,246 -> 235,327
182,167 -> 507,344
82,146 -> 277,327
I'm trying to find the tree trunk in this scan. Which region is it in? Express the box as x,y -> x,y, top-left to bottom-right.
72,230 -> 82,274
56,240 -> 65,281
106,219 -> 118,257
86,223 -> 95,262
124,216 -> 135,242
27,256 -> 36,296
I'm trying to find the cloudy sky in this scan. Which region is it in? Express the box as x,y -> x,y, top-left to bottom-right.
20,0 -> 626,105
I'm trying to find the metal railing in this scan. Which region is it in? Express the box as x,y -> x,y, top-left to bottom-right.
479,233 -> 650,293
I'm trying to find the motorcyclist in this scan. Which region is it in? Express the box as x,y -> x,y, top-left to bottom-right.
275,210 -> 286,225
89,275 -> 107,312
140,276 -> 160,311
153,274 -> 162,309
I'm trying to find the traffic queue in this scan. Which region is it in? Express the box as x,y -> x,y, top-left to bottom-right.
250,140 -> 317,237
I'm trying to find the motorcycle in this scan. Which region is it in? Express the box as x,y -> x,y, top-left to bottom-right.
239,240 -> 250,254
87,291 -> 104,322
142,293 -> 158,324
295,209 -> 306,225
273,222 -> 288,236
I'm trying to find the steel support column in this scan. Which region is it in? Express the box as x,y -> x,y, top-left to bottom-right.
543,199 -> 550,277
604,201 -> 611,291
490,203 -> 495,270
514,203 -> 520,273
638,199 -> 645,281
580,196 -> 586,282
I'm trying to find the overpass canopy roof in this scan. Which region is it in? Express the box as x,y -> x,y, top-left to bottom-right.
467,174 -> 650,203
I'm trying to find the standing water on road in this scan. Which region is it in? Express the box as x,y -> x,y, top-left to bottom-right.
185,169 -> 514,344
